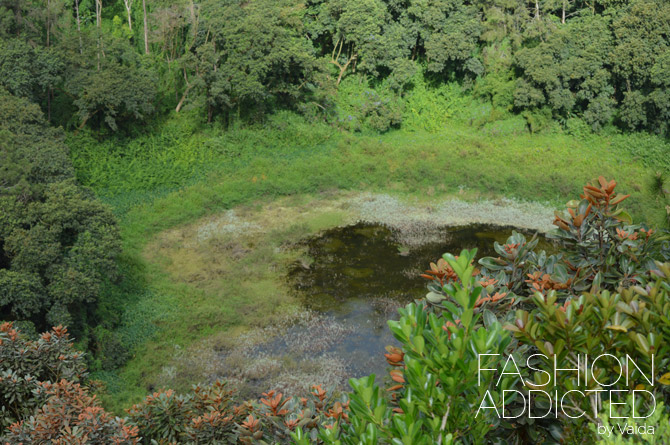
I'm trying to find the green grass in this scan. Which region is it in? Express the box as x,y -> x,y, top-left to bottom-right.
70,110 -> 670,412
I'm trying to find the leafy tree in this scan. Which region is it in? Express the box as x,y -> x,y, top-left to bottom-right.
0,89 -> 72,199
0,39 -> 63,106
406,0 -> 483,76
476,0 -> 528,46
0,91 -> 120,331
307,0 -> 410,84
180,0 -> 326,123
610,0 -> 670,133
514,15 -> 616,130
62,33 -> 156,130
0,180 -> 120,329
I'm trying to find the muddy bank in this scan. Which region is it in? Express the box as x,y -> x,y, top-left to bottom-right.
145,191 -> 557,397
350,193 -> 555,246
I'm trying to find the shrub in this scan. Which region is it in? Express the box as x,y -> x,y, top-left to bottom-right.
411,177 -> 669,441
593,398 -> 670,444
0,323 -> 87,429
127,380 -> 349,444
335,77 -> 403,133
507,270 -> 670,441
3,379 -> 138,444
474,177 -> 666,305
317,250 -> 516,444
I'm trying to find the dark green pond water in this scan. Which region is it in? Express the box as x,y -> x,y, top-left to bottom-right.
279,222 -> 543,381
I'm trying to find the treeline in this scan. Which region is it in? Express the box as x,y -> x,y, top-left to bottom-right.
1,0 -> 670,135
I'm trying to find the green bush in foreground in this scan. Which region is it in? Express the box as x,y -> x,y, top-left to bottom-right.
314,251 -> 514,445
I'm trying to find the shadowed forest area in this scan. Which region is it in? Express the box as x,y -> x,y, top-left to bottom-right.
1,0 -> 670,443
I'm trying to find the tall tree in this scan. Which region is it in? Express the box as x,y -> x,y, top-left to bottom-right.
74,0 -> 83,53
306,0 -> 412,85
406,0 -> 483,76
143,0 -> 149,53
0,90 -> 120,331
95,0 -> 102,70
123,0 -> 134,30
514,15 -> 615,130
181,0 -> 326,122
64,33 -> 156,130
610,0 -> 670,133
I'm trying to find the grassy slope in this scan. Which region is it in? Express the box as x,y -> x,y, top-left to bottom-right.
70,113 -> 668,412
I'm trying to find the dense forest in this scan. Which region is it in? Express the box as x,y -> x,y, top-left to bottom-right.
1,0 -> 670,133
2,0 -> 670,443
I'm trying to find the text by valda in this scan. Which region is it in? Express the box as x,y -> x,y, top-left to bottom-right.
475,353 -> 658,436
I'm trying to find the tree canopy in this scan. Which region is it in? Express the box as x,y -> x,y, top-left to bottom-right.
0,91 -> 120,333
1,0 -> 670,134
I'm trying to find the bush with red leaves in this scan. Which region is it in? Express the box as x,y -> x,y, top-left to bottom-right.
0,322 -> 87,429
3,379 -> 138,444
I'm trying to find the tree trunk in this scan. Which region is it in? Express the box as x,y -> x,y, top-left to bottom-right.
175,84 -> 192,113
330,38 -> 356,86
46,0 -> 51,121
562,0 -> 566,23
143,0 -> 149,54
189,0 -> 197,39
124,0 -> 133,30
75,0 -> 83,53
46,0 -> 50,47
96,0 -> 102,70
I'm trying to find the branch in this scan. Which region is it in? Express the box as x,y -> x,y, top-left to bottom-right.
74,109 -> 99,135
437,397 -> 451,445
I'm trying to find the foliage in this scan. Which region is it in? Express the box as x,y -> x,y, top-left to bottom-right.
407,0 -> 483,76
0,323 -> 87,429
474,177 -> 667,305
178,0 -> 327,123
0,180 -> 120,329
0,89 -> 72,199
334,77 -> 403,132
418,178 -> 670,441
127,381 -> 247,444
63,33 -> 157,131
514,15 -> 616,131
610,0 -> 670,134
401,73 -> 472,132
127,380 -> 349,444
2,379 -> 139,444
2,0 -> 670,134
0,39 -> 62,105
318,249 -> 515,444
593,399 -> 670,444
507,265 -> 670,440
0,91 -> 121,332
